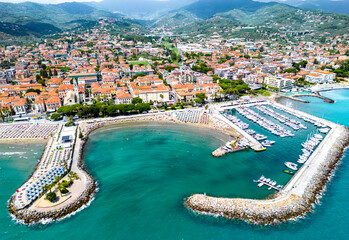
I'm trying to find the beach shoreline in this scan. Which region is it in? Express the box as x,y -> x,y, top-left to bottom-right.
8,112 -> 236,225
7,106 -> 349,226
0,138 -> 48,144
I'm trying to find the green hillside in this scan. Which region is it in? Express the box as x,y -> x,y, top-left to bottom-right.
160,1 -> 349,39
0,1 -> 123,38
151,10 -> 199,28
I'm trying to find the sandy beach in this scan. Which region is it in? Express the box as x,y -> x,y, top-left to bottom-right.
0,138 -> 48,144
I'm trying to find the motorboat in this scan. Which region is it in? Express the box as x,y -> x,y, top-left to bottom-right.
285,162 -> 298,171
283,169 -> 295,175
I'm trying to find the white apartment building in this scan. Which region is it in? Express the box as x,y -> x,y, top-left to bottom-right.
305,70 -> 335,84
265,76 -> 293,90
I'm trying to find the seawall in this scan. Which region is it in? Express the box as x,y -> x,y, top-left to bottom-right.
275,93 -> 335,104
186,124 -> 349,225
8,127 -> 97,225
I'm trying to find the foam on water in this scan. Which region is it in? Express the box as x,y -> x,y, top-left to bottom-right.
0,152 -> 26,156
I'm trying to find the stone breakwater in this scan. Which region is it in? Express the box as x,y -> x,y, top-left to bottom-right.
8,131 -> 97,225
275,93 -> 335,104
186,126 -> 349,225
8,179 -> 96,225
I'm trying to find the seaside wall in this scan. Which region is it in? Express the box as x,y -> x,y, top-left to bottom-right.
8,130 -> 97,225
186,125 -> 349,225
275,93 -> 335,104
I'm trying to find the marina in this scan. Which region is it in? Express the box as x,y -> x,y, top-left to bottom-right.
255,105 -> 307,130
253,176 -> 283,191
235,107 -> 294,137
186,95 -> 349,225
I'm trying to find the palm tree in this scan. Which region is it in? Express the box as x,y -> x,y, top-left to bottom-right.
42,185 -> 48,193
0,110 -> 5,122
68,171 -> 73,181
57,183 -> 63,197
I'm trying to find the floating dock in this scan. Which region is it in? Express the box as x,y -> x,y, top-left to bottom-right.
253,179 -> 282,191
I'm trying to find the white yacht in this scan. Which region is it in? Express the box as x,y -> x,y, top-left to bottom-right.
285,162 -> 298,171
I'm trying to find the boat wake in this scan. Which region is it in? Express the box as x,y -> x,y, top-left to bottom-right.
0,152 -> 25,156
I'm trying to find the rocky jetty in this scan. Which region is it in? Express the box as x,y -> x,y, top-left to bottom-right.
186,126 -> 349,225
8,179 -> 96,224
8,126 -> 97,225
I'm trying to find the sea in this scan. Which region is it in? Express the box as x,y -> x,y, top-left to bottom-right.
0,89 -> 348,240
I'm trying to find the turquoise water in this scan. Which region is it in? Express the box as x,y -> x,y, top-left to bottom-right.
1,90 -> 349,239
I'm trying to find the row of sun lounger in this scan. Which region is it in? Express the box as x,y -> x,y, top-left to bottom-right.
0,123 -> 57,139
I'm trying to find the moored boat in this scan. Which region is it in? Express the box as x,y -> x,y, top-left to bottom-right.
285,162 -> 298,171
283,169 -> 295,175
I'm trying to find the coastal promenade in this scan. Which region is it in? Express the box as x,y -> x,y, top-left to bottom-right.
186,102 -> 349,225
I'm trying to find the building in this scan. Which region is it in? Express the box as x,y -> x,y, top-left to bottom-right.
34,96 -> 46,113
305,70 -> 335,84
129,82 -> 170,103
115,90 -> 132,104
12,98 -> 27,115
45,96 -> 62,112
68,73 -> 98,86
265,76 -> 292,90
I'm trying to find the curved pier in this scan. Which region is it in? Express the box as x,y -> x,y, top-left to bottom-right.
186,110 -> 349,225
8,126 -> 97,225
276,93 -> 335,104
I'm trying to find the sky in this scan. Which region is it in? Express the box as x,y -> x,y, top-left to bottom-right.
0,0 -> 102,3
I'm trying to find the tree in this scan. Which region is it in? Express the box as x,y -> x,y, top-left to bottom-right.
165,65 -> 175,72
40,64 -> 47,70
195,98 -> 202,104
53,68 -> 58,76
131,73 -> 146,81
40,69 -> 48,78
135,103 -> 151,113
132,97 -> 143,105
118,104 -> 135,114
26,88 -> 41,94
0,60 -> 15,69
0,108 -> 6,122
36,74 -> 41,82
57,183 -> 63,196
195,93 -> 207,103
79,131 -> 83,139
45,192 -> 57,202
50,113 -> 61,120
